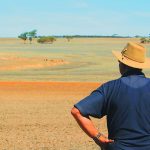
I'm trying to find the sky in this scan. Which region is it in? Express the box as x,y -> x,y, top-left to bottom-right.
0,0 -> 150,37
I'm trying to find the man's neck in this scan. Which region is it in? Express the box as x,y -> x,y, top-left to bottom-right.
121,69 -> 144,77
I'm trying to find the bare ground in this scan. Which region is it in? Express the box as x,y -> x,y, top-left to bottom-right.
0,82 -> 107,150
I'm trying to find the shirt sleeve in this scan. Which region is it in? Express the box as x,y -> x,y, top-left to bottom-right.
74,85 -> 106,118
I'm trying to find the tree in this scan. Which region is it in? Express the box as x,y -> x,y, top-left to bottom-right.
147,38 -> 150,43
140,37 -> 147,44
112,34 -> 118,37
29,37 -> 32,44
135,35 -> 141,38
28,29 -> 37,44
18,32 -> 28,44
64,36 -> 73,42
28,29 -> 37,37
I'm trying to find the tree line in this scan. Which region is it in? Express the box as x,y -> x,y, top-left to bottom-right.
18,30 -> 74,44
18,30 -> 150,44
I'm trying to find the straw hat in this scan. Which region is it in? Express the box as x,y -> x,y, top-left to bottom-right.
112,42 -> 150,69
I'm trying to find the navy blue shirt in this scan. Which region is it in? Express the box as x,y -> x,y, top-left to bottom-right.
75,71 -> 150,150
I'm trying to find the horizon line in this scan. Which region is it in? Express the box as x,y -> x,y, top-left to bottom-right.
0,34 -> 148,38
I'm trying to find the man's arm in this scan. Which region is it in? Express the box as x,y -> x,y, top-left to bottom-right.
71,107 -> 114,145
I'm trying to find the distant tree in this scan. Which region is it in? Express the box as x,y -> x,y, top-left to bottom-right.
140,37 -> 147,43
37,36 -> 56,44
147,38 -> 150,43
29,37 -> 32,44
148,34 -> 150,43
64,36 -> 73,42
18,32 -> 28,44
28,29 -> 37,44
135,35 -> 141,38
28,29 -> 37,37
112,34 -> 118,37
140,34 -> 150,44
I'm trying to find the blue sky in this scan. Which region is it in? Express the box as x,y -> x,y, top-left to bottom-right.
0,0 -> 150,37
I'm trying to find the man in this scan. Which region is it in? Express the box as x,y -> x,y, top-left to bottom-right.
71,42 -> 150,150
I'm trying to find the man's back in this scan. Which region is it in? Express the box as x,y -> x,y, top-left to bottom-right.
104,71 -> 150,149
72,43 -> 150,150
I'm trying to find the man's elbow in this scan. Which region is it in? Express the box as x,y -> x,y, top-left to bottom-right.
71,107 -> 80,117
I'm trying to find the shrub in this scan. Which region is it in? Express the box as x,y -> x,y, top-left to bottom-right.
140,37 -> 147,43
37,36 -> 56,44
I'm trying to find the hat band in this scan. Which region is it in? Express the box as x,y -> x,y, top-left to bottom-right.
122,53 -> 145,63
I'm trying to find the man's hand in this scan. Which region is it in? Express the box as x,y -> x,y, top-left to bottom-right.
71,107 -> 114,149
99,134 -> 114,143
93,134 -> 114,149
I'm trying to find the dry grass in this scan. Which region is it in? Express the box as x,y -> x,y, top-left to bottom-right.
0,56 -> 68,71
1,37 -> 149,82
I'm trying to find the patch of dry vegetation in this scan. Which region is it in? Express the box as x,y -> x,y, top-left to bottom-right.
0,56 -> 69,71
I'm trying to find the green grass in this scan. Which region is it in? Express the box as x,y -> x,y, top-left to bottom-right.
0,38 -> 150,82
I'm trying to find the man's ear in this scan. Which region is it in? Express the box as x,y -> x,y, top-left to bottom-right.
119,62 -> 127,75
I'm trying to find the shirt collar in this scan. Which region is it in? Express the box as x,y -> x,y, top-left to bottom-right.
121,70 -> 145,77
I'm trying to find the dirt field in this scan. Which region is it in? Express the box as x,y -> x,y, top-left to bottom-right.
0,82 -> 107,150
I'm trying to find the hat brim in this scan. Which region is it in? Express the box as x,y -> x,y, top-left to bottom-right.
112,51 -> 150,69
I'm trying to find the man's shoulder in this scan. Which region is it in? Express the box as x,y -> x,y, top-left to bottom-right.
103,78 -> 121,87
103,75 -> 150,86
101,76 -> 150,90
96,78 -> 121,92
